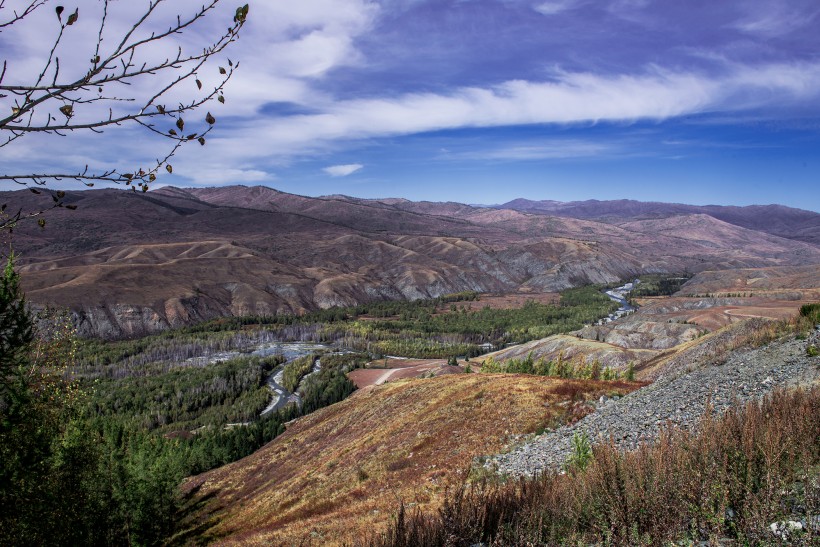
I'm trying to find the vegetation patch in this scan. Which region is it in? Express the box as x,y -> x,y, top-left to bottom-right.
176,374 -> 639,545
367,387 -> 820,546
110,286 -> 618,360
481,350 -> 633,382
799,302 -> 820,325
628,273 -> 694,298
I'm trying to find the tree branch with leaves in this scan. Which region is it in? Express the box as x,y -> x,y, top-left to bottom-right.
0,0 -> 248,228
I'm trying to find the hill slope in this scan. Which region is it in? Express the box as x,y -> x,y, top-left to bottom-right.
497,198 -> 820,245
4,186 -> 819,338
176,373 -> 638,545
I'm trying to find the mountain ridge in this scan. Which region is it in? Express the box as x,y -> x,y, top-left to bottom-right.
3,185 -> 818,338
493,197 -> 820,245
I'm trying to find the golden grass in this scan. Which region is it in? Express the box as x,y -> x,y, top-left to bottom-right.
175,374 -> 639,546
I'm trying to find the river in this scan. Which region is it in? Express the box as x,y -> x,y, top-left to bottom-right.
601,280 -> 639,323
184,341 -> 332,416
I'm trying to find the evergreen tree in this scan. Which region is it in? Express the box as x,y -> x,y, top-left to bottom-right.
0,252 -> 34,399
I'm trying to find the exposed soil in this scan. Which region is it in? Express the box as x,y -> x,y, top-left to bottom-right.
348,358 -> 462,388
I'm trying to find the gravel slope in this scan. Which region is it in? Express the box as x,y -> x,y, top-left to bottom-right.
491,328 -> 820,477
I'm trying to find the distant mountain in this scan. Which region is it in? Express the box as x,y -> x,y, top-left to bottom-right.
495,199 -> 820,246
3,185 -> 818,338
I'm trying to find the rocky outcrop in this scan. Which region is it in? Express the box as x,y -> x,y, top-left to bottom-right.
484,334 -> 655,371
577,318 -> 701,350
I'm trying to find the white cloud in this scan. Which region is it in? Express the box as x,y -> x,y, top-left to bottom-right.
533,0 -> 585,16
323,164 -> 364,176
217,0 -> 379,115
178,167 -> 272,186
204,61 -> 820,167
442,140 -> 617,161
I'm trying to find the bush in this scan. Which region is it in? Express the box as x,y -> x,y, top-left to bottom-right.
799,302 -> 820,324
563,431 -> 592,472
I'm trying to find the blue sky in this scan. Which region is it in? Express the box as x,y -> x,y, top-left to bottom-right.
2,0 -> 820,210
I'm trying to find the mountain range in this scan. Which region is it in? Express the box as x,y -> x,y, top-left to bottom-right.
495,198 -> 820,245
2,186 -> 818,338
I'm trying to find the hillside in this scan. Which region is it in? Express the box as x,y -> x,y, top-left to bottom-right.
176,374 -> 640,545
496,198 -> 820,245
4,186 -> 819,338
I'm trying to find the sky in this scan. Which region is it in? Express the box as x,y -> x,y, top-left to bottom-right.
2,0 -> 820,210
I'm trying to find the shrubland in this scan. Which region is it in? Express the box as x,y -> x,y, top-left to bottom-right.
480,351 -> 633,381
367,387 -> 820,546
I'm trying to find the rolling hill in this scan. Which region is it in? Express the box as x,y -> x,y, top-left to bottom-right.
3,186 -> 818,338
496,198 -> 820,245
175,373 -> 640,546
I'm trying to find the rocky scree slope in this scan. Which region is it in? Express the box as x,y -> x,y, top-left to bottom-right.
491,327 -> 820,477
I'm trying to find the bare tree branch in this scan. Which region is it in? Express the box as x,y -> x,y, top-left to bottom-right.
0,0 -> 47,29
0,0 -> 248,200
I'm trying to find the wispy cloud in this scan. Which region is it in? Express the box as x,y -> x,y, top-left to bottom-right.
533,0 -> 585,16
204,61 -> 820,166
323,163 -> 364,176
441,140 -> 617,161
732,0 -> 819,37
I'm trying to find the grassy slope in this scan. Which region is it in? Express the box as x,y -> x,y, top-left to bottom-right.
176,374 -> 639,545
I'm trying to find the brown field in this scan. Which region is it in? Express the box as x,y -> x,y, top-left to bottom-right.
175,374 -> 641,546
348,358 -> 463,388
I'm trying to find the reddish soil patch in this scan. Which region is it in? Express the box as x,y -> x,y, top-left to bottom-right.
688,302 -> 805,330
349,358 -> 463,388
347,368 -> 386,389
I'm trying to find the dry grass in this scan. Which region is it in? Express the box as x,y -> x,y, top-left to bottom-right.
366,386 -> 820,546
173,374 -> 639,546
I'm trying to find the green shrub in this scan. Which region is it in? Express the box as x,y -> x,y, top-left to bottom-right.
564,431 -> 593,472
799,302 -> 820,324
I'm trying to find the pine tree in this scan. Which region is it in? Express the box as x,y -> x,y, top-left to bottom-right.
0,253 -> 34,400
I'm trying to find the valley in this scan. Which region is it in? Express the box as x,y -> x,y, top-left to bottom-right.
170,272 -> 819,545
4,186 -> 819,338
64,268 -> 818,545
4,2 -> 820,544
2,188 -> 819,545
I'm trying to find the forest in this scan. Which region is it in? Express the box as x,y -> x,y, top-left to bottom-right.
1,261 -> 621,545
81,285 -> 618,364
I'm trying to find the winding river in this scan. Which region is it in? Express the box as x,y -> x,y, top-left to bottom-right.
184,341 -> 332,416
602,280 -> 638,323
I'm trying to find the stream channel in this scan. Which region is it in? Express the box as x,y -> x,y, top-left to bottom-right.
193,283 -> 638,417
602,280 -> 638,323
185,342 -> 333,417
